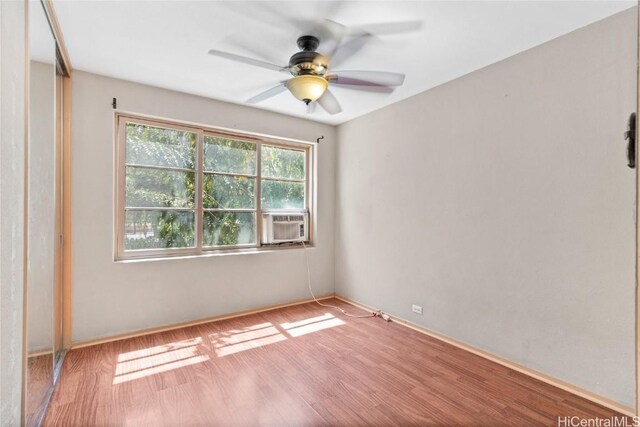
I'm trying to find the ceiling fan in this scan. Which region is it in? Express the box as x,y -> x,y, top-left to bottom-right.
208,20 -> 417,115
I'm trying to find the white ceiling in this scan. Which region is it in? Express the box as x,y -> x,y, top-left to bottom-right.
53,1 -> 634,125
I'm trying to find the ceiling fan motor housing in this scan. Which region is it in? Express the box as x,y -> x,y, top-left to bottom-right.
289,35 -> 327,77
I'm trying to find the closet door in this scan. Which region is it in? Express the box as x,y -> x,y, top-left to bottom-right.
25,0 -> 57,425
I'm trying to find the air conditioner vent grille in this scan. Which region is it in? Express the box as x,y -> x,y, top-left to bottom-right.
262,212 -> 309,244
274,223 -> 300,240
273,215 -> 304,222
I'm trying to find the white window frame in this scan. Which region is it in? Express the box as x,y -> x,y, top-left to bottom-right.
114,113 -> 314,260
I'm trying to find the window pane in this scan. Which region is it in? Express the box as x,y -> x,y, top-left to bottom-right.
261,180 -> 305,209
203,174 -> 255,209
261,146 -> 305,180
126,167 -> 195,208
125,210 -> 195,250
203,212 -> 255,246
204,137 -> 256,175
126,123 -> 196,169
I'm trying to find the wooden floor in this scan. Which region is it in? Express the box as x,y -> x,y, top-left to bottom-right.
45,299 -> 628,426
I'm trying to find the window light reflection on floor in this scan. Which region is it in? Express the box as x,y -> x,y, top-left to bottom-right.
210,322 -> 286,357
113,337 -> 208,384
117,337 -> 203,363
280,313 -> 346,337
113,313 -> 348,382
210,314 -> 346,357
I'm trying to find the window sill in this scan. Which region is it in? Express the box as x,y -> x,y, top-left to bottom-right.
114,243 -> 315,264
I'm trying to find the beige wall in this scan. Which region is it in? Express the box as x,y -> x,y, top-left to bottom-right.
0,0 -> 27,424
71,71 -> 336,342
336,9 -> 637,408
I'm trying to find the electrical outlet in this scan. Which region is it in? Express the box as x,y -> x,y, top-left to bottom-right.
412,304 -> 423,315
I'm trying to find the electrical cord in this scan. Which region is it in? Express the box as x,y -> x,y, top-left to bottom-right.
302,242 -> 377,319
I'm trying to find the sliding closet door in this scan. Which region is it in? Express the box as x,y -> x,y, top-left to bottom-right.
25,0 -> 57,425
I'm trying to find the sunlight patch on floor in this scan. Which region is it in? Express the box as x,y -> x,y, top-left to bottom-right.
210,322 -> 287,357
113,354 -> 209,384
116,346 -> 200,375
117,337 -> 203,362
112,314 -> 348,370
113,337 -> 208,384
209,314 -> 348,357
280,313 -> 335,330
281,313 -> 346,337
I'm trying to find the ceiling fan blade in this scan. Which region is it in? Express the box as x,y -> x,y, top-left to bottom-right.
233,2 -> 333,43
322,19 -> 421,67
326,33 -> 375,69
255,3 -> 309,33
317,19 -> 348,60
246,83 -> 287,104
220,1 -> 307,35
220,36 -> 283,65
328,71 -> 405,87
252,2 -> 347,39
350,21 -> 423,35
317,89 -> 342,115
208,49 -> 287,73
330,80 -> 394,94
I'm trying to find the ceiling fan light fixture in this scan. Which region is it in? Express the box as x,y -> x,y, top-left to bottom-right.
286,75 -> 328,104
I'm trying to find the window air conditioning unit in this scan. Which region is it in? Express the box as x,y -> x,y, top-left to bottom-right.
262,212 -> 308,244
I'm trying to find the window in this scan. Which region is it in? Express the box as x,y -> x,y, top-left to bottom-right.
116,114 -> 313,259
202,137 -> 257,247
261,146 -> 306,210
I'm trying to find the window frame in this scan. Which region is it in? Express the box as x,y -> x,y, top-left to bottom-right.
114,113 -> 314,260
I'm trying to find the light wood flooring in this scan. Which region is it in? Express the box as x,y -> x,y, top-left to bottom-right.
44,298 -> 629,426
